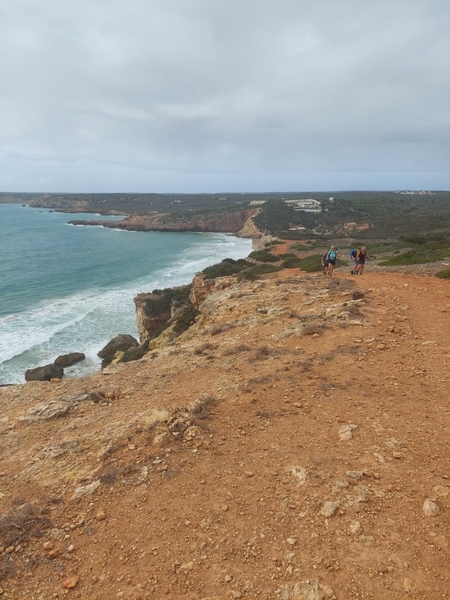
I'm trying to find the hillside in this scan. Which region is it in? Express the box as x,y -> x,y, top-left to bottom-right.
2,191 -> 449,239
0,265 -> 449,599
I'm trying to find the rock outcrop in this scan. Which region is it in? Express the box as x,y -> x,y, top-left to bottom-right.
54,352 -> 85,368
25,363 -> 64,382
134,285 -> 192,343
97,334 -> 138,366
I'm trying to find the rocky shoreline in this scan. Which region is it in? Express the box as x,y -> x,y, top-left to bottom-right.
68,208 -> 260,238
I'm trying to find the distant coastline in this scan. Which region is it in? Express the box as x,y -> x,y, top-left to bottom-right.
67,209 -> 261,238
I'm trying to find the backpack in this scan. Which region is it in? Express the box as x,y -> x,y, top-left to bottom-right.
350,249 -> 357,259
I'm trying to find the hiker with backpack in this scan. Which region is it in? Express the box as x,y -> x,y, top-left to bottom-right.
350,247 -> 359,275
355,246 -> 369,275
326,246 -> 338,276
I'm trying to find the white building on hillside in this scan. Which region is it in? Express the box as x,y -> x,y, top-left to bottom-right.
284,199 -> 322,212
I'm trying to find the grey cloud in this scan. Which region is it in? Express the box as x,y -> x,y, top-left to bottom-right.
0,0 -> 449,191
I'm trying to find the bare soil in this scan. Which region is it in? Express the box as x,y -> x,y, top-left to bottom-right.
0,267 -> 449,600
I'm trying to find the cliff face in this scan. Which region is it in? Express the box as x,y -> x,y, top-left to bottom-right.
0,269 -> 449,600
134,286 -> 192,343
69,209 -> 259,235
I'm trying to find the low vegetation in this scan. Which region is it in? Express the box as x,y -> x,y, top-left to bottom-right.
202,258 -> 252,279
281,254 -> 303,269
143,285 -> 192,316
378,234 -> 450,266
248,249 -> 280,262
296,254 -> 324,273
238,264 -> 281,280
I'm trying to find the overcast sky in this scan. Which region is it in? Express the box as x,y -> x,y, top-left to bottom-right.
1,0 -> 449,192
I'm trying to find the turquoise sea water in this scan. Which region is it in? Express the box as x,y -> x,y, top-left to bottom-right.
0,204 -> 252,384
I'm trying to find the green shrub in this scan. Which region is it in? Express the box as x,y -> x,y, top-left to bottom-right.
144,285 -> 191,317
379,248 -> 448,266
150,304 -> 199,341
248,249 -> 280,262
289,243 -> 316,251
202,258 -> 252,279
282,256 -> 303,269
238,264 -> 281,281
297,254 -> 324,272
436,269 -> 450,279
173,305 -> 199,335
118,341 -> 150,363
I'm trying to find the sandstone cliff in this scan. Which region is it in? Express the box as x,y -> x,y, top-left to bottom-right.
0,267 -> 449,600
69,209 -> 259,236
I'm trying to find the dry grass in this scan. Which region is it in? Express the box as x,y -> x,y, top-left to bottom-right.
0,503 -> 51,549
352,290 -> 365,300
190,395 -> 217,418
222,344 -> 251,356
301,323 -> 325,336
193,343 -> 217,355
209,323 -> 234,336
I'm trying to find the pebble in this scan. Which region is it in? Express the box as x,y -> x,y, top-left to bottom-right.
286,537 -> 297,545
338,424 -> 357,441
346,471 -> 364,479
423,499 -> 439,516
63,576 -> 79,589
349,521 -> 362,535
403,577 -> 413,593
96,510 -> 107,521
320,501 -> 340,518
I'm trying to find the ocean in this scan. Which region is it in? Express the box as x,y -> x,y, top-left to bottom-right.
0,204 -> 252,385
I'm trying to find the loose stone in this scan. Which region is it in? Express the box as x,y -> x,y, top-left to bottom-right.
423,499 -> 439,516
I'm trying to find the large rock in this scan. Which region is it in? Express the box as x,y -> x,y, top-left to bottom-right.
25,364 -> 64,382
54,352 -> 85,367
97,334 -> 138,358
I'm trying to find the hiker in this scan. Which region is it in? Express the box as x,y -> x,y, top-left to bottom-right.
321,251 -> 329,275
350,247 -> 359,275
355,246 -> 369,275
326,246 -> 338,276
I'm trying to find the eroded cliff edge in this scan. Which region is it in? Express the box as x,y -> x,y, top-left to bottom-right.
0,268 -> 449,600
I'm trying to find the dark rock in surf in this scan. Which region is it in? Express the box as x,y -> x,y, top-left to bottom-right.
97,334 -> 139,359
25,364 -> 64,382
54,352 -> 86,368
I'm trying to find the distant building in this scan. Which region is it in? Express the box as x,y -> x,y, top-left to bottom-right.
249,200 -> 267,206
395,190 -> 435,195
284,199 -> 322,212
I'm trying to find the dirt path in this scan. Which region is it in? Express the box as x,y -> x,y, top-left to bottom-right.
0,270 -> 449,599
